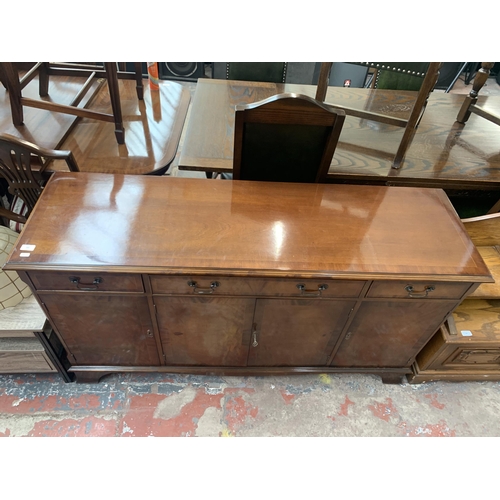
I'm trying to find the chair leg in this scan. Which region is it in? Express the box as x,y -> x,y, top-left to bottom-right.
104,62 -> 125,145
457,62 -> 495,124
38,62 -> 49,97
391,62 -> 442,169
315,62 -> 333,102
1,62 -> 24,125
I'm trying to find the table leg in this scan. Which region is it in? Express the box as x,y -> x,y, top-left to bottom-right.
1,62 -> 24,125
104,62 -> 125,144
457,62 -> 495,124
134,62 -> 144,100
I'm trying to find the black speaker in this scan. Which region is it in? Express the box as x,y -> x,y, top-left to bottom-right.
159,62 -> 205,81
434,62 -> 466,90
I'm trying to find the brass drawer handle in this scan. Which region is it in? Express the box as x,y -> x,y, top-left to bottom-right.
405,285 -> 435,298
296,283 -> 328,297
69,276 -> 103,291
252,323 -> 258,347
187,280 -> 220,294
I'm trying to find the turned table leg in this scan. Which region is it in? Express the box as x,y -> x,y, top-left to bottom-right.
457,62 -> 495,124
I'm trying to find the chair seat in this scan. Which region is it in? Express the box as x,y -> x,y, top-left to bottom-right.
0,226 -> 32,310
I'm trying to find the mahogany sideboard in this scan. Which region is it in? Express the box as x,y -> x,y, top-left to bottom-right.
4,172 -> 493,383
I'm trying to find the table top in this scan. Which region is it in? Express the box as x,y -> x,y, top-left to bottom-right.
5,172 -> 492,283
178,79 -> 500,188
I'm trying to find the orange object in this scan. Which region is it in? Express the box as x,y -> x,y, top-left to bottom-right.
147,62 -> 159,90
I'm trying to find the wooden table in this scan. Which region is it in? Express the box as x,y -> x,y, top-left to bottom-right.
5,172 -> 492,383
179,79 -> 500,190
1,62 -> 144,145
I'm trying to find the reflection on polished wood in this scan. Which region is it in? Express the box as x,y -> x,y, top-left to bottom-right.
179,79 -> 500,189
0,72 -> 103,149
6,172 -> 491,282
0,73 -> 190,176
6,173 -> 492,382
59,79 -> 191,175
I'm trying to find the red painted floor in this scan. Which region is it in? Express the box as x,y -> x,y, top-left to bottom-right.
1,371 -> 500,437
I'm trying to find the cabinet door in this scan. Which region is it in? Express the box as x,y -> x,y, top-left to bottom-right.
332,300 -> 458,368
40,294 -> 160,366
154,296 -> 255,366
248,299 -> 356,366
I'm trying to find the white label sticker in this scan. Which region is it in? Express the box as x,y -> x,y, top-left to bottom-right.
19,252 -> 30,257
461,330 -> 473,337
20,244 -> 36,251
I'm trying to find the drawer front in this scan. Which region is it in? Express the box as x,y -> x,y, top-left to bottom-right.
28,271 -> 144,293
0,337 -> 56,373
444,347 -> 500,368
150,276 -> 365,298
0,352 -> 55,372
367,281 -> 471,300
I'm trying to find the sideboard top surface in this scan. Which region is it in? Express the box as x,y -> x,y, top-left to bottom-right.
5,172 -> 492,281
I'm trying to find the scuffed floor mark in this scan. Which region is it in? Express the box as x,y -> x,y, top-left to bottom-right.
195,406 -> 223,437
28,416 -> 117,437
368,397 -> 398,422
153,387 -> 198,420
121,389 -> 224,437
424,393 -> 446,410
222,394 -> 259,435
0,413 -> 117,437
280,390 -> 296,405
398,420 -> 456,437
338,396 -> 355,416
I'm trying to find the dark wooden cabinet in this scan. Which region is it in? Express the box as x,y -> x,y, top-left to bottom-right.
248,298 -> 356,366
155,295 -> 255,366
40,293 -> 160,366
5,173 -> 492,383
332,299 -> 461,367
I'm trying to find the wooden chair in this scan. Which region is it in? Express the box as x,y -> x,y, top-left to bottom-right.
232,93 -> 345,182
456,62 -> 500,127
315,62 -> 442,169
0,135 -> 77,379
0,133 -> 79,230
0,62 -> 144,145
226,62 -> 287,83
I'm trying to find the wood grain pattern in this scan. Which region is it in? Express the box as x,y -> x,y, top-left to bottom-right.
179,79 -> 500,189
462,213 -> 500,298
248,298 -> 356,366
40,293 -> 159,366
58,79 -> 190,175
4,172 -> 492,283
451,299 -> 500,341
332,300 -> 459,367
155,296 -> 255,366
0,69 -> 103,150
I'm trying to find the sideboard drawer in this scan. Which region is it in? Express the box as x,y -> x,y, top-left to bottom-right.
367,281 -> 472,300
150,276 -> 365,298
28,272 -> 144,293
0,337 -> 56,373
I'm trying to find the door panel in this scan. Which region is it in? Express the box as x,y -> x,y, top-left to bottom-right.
155,296 -> 255,366
248,299 -> 356,366
332,300 -> 457,367
41,294 -> 159,366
